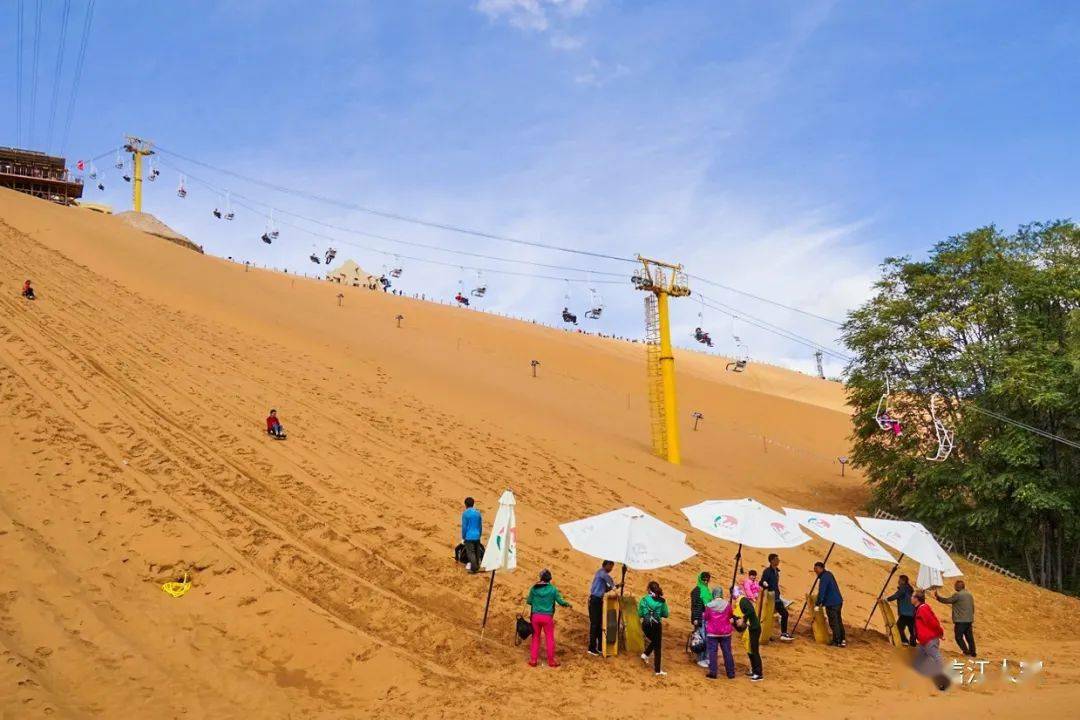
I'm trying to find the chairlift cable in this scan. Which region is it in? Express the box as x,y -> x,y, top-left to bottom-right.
45,0 -> 72,152
59,0 -> 95,156
155,146 -> 638,264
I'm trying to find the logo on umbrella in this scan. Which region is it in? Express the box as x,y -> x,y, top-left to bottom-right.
770,521 -> 792,540
862,537 -> 878,551
808,516 -> 831,529
887,530 -> 902,541
714,515 -> 739,530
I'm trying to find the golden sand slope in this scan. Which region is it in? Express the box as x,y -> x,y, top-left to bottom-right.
1,187 -> 1077,719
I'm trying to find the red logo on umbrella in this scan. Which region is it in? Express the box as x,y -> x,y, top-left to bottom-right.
714,515 -> 738,529
770,521 -> 791,539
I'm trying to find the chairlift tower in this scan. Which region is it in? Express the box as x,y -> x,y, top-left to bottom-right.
632,255 -> 690,465
123,135 -> 155,212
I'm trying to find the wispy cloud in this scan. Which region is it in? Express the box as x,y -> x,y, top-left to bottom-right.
474,0 -> 593,32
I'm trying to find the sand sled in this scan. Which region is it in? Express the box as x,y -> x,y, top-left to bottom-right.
619,595 -> 645,655
877,599 -> 902,646
808,592 -> 831,644
602,593 -> 620,657
756,590 -> 776,643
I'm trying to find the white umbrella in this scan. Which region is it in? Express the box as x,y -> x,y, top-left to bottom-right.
481,490 -> 518,573
783,508 -> 896,633
560,506 -> 697,643
559,506 -> 696,570
783,508 -> 896,563
856,516 -> 962,630
479,490 -> 518,635
682,498 -> 811,588
855,517 -> 962,575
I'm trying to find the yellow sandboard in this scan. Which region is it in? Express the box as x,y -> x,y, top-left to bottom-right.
602,593 -> 620,657
808,593 -> 831,645
877,599 -> 902,646
756,590 -> 776,643
620,595 -> 645,655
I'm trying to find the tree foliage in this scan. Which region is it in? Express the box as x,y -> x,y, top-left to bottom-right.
842,222 -> 1079,592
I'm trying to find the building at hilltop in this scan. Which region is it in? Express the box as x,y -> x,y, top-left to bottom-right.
326,259 -> 372,286
0,147 -> 84,205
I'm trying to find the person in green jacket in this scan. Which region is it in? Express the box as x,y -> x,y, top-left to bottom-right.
638,581 -> 670,676
526,569 -> 571,667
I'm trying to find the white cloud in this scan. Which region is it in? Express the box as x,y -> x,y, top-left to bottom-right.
475,0 -> 592,32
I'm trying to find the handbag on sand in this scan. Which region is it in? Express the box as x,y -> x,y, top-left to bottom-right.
515,614 -> 533,645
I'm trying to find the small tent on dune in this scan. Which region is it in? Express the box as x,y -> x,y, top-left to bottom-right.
326,259 -> 371,287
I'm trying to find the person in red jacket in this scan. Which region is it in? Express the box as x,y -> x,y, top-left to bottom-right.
912,590 -> 951,691
266,409 -> 286,439
22,280 -> 36,300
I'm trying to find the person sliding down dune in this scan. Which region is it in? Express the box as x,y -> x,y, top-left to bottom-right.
22,280 -> 36,300
266,409 -> 286,439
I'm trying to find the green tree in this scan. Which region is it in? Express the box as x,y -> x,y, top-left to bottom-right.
842,222 -> 1079,592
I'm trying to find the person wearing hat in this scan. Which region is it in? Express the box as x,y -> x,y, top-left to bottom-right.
526,569 -> 571,667
702,586 -> 735,679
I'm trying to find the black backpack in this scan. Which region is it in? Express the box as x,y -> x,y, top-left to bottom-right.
454,542 -> 485,564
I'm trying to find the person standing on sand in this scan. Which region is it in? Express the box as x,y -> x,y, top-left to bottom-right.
587,560 -> 618,656
760,554 -> 793,641
814,562 -> 846,647
702,587 -> 735,680
461,497 -> 483,574
935,580 -> 976,657
690,571 -> 712,667
638,581 -> 670,676
734,586 -> 764,681
886,575 -> 917,647
526,569 -> 571,667
912,590 -> 951,691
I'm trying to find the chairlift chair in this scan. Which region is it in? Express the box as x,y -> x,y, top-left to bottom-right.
309,254 -> 321,264
114,150 -> 124,170
875,377 -> 896,431
725,336 -> 748,372
260,233 -> 272,245
389,267 -> 403,278
325,248 -> 337,264
585,286 -> 603,319
177,175 -> 187,198
454,292 -> 470,306
693,327 -> 713,347
926,394 -> 955,462
123,173 -> 131,183
585,306 -> 602,319
561,308 -> 578,325
471,286 -> 487,298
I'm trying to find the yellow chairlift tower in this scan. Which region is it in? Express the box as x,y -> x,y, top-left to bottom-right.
123,136 -> 154,212
632,256 -> 690,464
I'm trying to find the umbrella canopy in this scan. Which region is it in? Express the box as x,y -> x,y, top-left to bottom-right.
682,498 -> 811,549
480,490 -> 518,573
856,516 -> 962,576
783,507 -> 896,563
559,506 -> 697,570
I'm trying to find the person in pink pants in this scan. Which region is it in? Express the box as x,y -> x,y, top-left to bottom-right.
526,569 -> 571,667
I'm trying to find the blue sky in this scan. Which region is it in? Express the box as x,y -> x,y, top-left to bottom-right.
3,1 -> 1077,374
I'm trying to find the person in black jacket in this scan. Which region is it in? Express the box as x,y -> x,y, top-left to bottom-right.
814,562 -> 846,647
760,554 -> 793,641
689,571 -> 712,667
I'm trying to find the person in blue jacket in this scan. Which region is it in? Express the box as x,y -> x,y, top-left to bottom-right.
461,497 -> 484,574
886,575 -> 917,646
814,562 -> 846,647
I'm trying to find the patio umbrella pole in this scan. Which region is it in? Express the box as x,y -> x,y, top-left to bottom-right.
791,542 -> 835,634
729,544 -> 743,593
615,564 -> 628,651
863,553 -> 904,630
480,570 -> 497,638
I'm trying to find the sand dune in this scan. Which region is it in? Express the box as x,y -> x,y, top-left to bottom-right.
1,187 -> 1077,718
